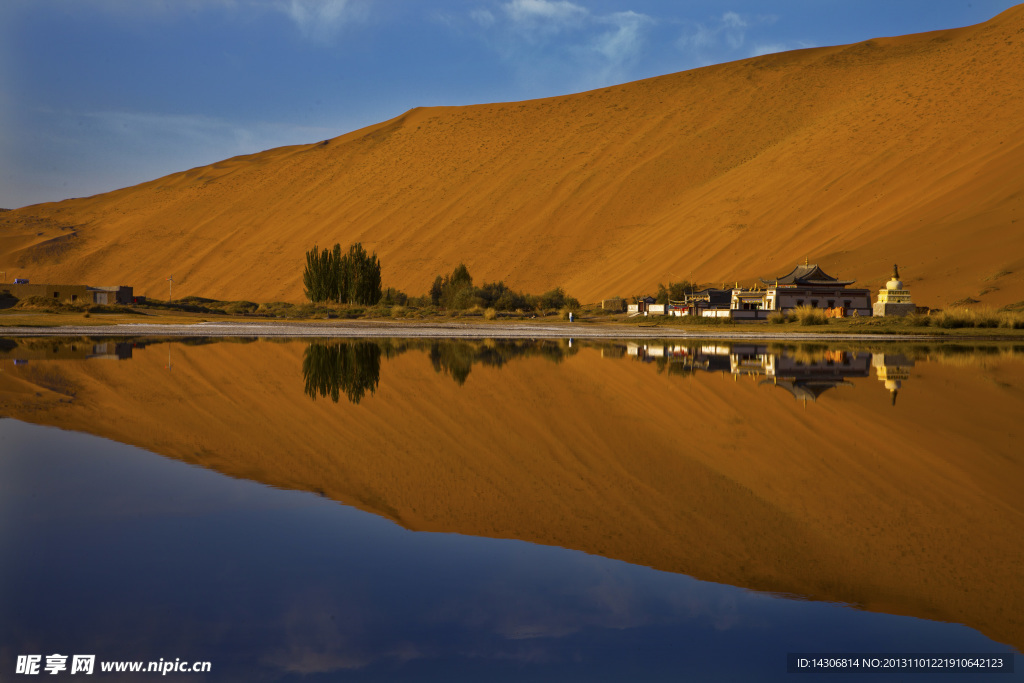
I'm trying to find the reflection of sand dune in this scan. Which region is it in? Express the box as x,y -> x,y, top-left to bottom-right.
3,8 -> 1024,306
2,340 -> 1023,650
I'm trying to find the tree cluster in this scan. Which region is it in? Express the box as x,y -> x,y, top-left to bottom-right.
655,280 -> 697,305
303,242 -> 382,305
429,264 -> 579,312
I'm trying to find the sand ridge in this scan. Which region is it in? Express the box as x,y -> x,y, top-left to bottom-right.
1,7 -> 1023,308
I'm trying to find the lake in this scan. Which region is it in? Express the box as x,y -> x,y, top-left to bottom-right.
1,336 -> 1021,681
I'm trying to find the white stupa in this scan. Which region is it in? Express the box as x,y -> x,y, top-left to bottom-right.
873,264 -> 916,317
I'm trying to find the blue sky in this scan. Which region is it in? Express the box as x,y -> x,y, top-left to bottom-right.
1,0 -> 1018,208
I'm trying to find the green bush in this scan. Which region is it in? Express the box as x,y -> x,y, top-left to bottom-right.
223,301 -> 259,316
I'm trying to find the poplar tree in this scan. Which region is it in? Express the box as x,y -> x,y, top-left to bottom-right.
303,241 -> 382,305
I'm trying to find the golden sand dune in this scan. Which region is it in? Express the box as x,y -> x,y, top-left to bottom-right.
2,340 -> 1022,650
2,7 -> 1024,306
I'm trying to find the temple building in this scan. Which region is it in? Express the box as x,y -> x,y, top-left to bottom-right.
729,261 -> 873,319
873,264 -> 916,317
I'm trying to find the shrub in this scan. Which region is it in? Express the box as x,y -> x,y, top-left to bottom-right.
538,287 -> 568,310
905,312 -> 931,327
381,287 -> 408,306
793,306 -> 828,326
494,289 -> 528,311
1000,311 -> 1024,329
484,307 -> 497,320
223,301 -> 259,316
933,308 -> 976,328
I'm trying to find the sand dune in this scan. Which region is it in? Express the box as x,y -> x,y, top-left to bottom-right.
1,7 -> 1023,307
2,340 -> 1022,650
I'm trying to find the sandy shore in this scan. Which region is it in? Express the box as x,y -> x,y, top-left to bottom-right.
0,320 -> 1000,340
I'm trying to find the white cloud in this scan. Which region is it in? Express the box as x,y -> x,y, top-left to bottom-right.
675,11 -> 796,65
279,0 -> 366,42
592,11 -> 651,64
678,24 -> 715,51
678,10 -> 749,53
471,8 -> 496,27
503,0 -> 587,26
721,11 -> 747,49
721,11 -> 746,30
466,2 -> 653,93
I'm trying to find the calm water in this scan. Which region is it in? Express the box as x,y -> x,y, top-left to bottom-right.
1,337 -> 1021,681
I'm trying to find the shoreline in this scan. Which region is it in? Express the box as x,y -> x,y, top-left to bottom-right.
1,320 -> 1021,341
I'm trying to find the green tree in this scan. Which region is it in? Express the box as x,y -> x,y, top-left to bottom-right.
655,283 -> 669,305
343,242 -> 381,305
438,263 -> 475,309
303,241 -> 382,305
429,276 -> 444,306
303,244 -> 336,303
669,280 -> 696,301
655,281 -> 696,305
450,263 -> 472,290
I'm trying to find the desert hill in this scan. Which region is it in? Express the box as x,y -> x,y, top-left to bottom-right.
2,6 -> 1023,306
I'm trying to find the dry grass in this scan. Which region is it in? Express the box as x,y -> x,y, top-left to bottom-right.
925,307 -> 1024,329
793,306 -> 829,326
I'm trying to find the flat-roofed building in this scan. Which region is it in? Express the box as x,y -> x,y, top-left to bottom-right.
1,283 -> 134,304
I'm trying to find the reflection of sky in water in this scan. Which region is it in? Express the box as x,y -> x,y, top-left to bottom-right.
1,419 -> 1017,682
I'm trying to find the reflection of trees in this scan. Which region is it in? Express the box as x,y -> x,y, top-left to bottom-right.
300,339 -> 578,401
302,342 -> 381,404
429,340 -> 577,385
429,342 -> 474,385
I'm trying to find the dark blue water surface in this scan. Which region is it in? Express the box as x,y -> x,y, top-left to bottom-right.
1,417 -> 1018,682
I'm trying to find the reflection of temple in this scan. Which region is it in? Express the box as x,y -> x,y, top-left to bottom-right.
624,342 -> 873,402
618,343 -> 920,406
1,340 -> 138,362
872,353 -> 915,406
625,342 -> 692,363
754,348 -> 871,402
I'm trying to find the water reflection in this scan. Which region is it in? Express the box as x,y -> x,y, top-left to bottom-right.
1,335 -> 1024,668
6,420 -> 1013,682
427,338 -> 576,385
873,353 -> 915,406
302,341 -> 381,404
4,336 -> 1023,410
299,339 -> 578,400
0,337 -> 139,360
294,339 -> 925,406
